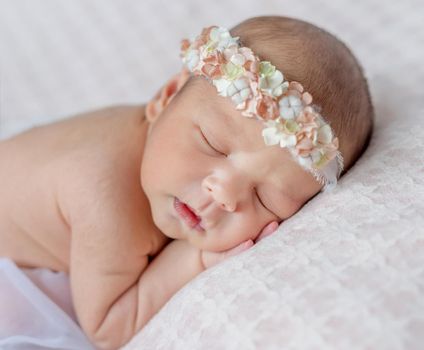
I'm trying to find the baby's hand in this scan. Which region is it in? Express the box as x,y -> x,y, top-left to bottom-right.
254,220 -> 279,243
200,221 -> 279,269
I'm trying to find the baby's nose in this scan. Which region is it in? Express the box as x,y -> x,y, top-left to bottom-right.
202,176 -> 238,212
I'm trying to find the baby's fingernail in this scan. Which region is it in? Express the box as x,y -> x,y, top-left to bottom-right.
244,239 -> 254,247
262,221 -> 278,236
270,221 -> 279,231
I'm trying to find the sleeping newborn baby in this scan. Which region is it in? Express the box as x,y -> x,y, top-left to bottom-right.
0,16 -> 374,349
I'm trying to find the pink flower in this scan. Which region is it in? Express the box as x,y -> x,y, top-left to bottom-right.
201,51 -> 225,79
256,95 -> 279,120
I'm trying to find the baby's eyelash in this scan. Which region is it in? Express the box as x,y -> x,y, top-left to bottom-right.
199,128 -> 226,156
254,187 -> 279,218
254,187 -> 268,211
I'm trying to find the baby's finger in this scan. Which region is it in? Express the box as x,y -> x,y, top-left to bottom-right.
255,221 -> 279,243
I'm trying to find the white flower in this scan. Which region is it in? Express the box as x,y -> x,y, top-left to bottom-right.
230,53 -> 246,66
213,78 -> 251,105
222,61 -> 244,80
208,27 -> 239,52
279,95 -> 303,119
228,79 -> 251,104
183,48 -> 200,71
261,119 -> 298,148
213,78 -> 231,96
316,124 -> 333,145
258,61 -> 288,97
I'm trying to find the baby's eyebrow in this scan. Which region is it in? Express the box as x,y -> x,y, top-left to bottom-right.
213,101 -> 238,131
208,104 -> 253,152
200,106 -> 235,148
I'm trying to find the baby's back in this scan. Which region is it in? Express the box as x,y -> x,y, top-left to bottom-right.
0,105 -> 168,272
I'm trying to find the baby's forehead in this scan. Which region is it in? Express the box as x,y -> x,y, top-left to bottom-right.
180,76 -> 220,106
180,76 -> 265,149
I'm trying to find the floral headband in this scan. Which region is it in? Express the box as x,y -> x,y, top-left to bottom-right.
180,25 -> 344,191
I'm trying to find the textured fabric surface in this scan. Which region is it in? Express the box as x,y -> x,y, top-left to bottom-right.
0,1 -> 423,349
0,258 -> 94,350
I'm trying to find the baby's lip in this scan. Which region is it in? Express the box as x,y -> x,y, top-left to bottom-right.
188,204 -> 216,231
186,203 -> 206,230
185,203 -> 198,216
174,197 -> 205,231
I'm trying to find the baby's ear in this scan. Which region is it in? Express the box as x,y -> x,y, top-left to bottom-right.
145,68 -> 190,122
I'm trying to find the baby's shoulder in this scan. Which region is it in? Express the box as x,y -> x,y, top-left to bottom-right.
63,104 -> 147,158
56,105 -> 167,256
58,105 -> 148,207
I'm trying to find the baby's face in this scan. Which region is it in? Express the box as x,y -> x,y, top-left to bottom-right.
141,76 -> 322,252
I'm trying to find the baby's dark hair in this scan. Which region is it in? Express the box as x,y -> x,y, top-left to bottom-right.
230,16 -> 374,176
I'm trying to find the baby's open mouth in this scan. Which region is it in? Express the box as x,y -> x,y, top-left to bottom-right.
174,197 -> 204,232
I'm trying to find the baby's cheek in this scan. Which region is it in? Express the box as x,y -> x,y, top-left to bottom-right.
204,228 -> 245,252
203,215 -> 266,251
230,222 -> 262,246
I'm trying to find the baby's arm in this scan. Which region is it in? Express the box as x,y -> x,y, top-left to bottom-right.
63,171 -> 207,350
64,169 -> 278,350
64,168 -> 210,349
73,234 -> 203,349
